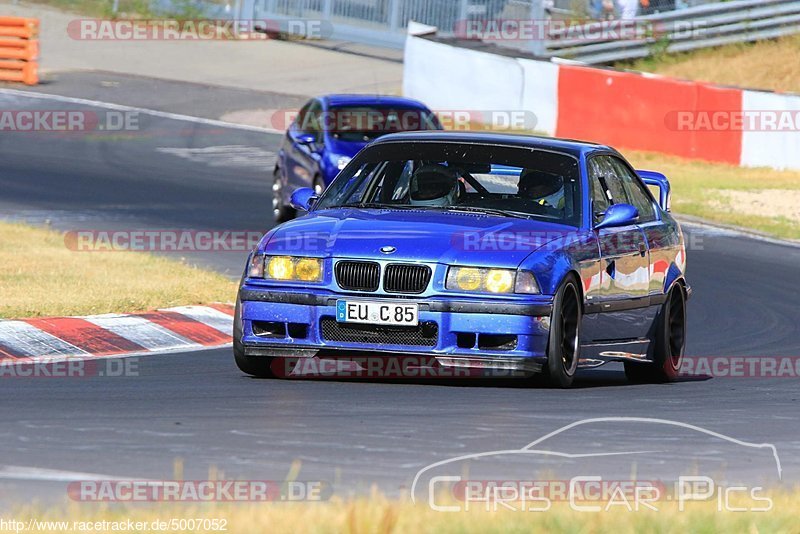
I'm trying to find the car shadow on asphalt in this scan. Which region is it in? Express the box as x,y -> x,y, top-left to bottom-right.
245,355 -> 713,389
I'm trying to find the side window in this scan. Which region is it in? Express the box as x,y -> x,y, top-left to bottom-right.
305,100 -> 324,142
588,158 -> 611,223
610,157 -> 657,223
294,100 -> 312,132
596,156 -> 631,206
295,99 -> 323,142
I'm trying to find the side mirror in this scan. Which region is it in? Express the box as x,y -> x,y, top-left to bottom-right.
637,170 -> 671,212
290,187 -> 318,212
295,132 -> 317,145
595,203 -> 639,230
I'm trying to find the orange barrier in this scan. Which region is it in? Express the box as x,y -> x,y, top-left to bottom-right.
0,16 -> 39,38
0,38 -> 38,60
0,17 -> 39,85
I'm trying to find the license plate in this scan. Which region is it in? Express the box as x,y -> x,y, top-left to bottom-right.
336,300 -> 418,326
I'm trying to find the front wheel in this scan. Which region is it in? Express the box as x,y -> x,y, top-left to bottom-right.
625,285 -> 686,383
234,339 -> 277,378
543,277 -> 582,388
233,297 -> 276,378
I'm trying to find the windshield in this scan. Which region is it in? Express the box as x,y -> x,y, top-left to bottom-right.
314,141 -> 582,226
323,105 -> 441,142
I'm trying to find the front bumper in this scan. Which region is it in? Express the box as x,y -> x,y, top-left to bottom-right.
238,285 -> 554,371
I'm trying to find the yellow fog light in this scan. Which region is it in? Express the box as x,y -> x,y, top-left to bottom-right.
485,269 -> 514,293
295,258 -> 322,282
267,256 -> 294,280
455,268 -> 482,291
446,266 -> 518,294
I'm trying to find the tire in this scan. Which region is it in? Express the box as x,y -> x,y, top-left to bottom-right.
232,297 -> 276,378
543,276 -> 582,388
625,285 -> 686,383
234,342 -> 277,378
272,166 -> 295,223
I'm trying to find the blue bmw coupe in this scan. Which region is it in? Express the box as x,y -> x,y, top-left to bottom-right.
272,94 -> 441,222
239,132 -> 690,387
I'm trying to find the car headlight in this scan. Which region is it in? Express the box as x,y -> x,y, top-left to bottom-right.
336,156 -> 351,170
267,256 -> 295,280
295,257 -> 322,281
446,267 -> 539,294
248,255 -> 324,283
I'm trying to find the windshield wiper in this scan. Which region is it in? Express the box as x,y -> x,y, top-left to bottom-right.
337,203 -> 532,219
339,202 -> 417,210
441,206 -> 532,219
339,202 -> 386,209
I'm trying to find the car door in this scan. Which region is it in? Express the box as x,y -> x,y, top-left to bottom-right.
284,98 -> 323,193
583,155 -> 652,344
609,156 -> 683,303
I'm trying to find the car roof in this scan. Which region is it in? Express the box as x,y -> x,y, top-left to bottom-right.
369,130 -> 613,158
321,94 -> 431,110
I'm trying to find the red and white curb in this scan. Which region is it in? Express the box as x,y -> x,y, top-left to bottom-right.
0,304 -> 234,364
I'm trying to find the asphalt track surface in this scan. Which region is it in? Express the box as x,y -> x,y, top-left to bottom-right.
1,76 -> 799,505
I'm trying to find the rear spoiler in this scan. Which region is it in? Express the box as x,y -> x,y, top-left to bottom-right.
636,170 -> 671,212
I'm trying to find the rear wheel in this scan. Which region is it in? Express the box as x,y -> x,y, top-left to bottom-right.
543,277 -> 581,388
625,285 -> 686,383
272,166 -> 295,223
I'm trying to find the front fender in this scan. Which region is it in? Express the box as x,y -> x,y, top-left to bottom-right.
519,231 -> 596,297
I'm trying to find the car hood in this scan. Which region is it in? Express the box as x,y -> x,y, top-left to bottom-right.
263,208 -> 575,268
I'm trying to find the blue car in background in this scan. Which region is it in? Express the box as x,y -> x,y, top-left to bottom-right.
272,94 -> 442,222
242,132 -> 690,388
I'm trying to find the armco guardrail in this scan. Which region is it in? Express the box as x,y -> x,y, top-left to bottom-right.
244,0 -> 800,58
546,0 -> 800,64
0,17 -> 39,85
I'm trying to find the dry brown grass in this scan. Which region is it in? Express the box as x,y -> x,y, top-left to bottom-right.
0,221 -> 237,319
12,491 -> 800,534
621,34 -> 800,93
625,149 -> 800,239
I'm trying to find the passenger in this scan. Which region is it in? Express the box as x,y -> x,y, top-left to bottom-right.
518,169 -> 565,209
